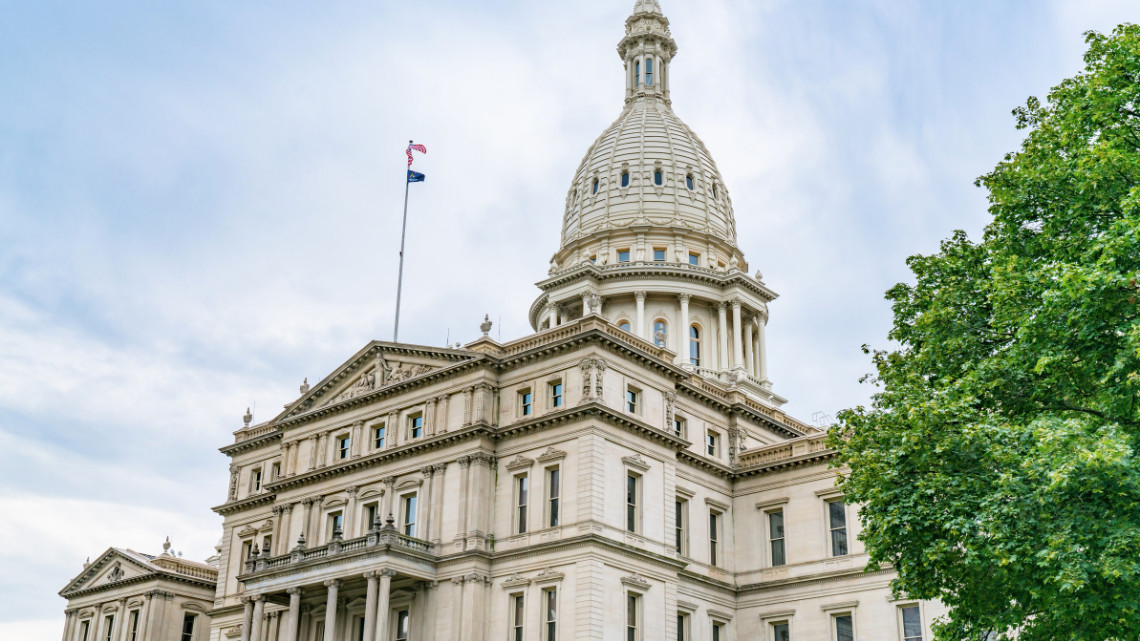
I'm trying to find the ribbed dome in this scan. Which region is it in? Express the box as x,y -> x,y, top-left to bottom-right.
556,1 -> 737,258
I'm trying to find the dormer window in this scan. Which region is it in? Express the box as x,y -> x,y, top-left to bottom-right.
592,177 -> 599,194
686,174 -> 694,190
653,170 -> 662,186
645,58 -> 653,86
621,171 -> 630,188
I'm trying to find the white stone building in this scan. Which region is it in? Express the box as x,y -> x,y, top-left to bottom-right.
61,2 -> 946,640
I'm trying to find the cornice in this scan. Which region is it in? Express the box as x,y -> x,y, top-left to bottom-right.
734,450 -> 837,479
60,570 -> 215,599
534,262 -> 777,307
219,429 -> 283,455
212,490 -> 277,517
676,450 -> 733,479
736,566 -> 896,595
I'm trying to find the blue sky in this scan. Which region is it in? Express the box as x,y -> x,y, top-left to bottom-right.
0,0 -> 1134,637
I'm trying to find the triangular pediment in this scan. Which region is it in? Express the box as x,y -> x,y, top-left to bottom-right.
278,342 -> 476,418
60,548 -> 158,595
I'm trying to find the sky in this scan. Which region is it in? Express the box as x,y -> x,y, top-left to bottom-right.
0,0 -> 1134,638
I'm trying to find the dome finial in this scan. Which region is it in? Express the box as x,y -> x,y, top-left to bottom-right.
632,0 -> 663,15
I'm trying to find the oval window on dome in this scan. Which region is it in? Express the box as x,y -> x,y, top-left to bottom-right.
592,178 -> 599,194
621,171 -> 630,188
686,175 -> 694,190
654,170 -> 662,186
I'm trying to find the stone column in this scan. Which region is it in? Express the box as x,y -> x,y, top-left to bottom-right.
374,569 -> 396,641
635,291 -> 647,338
431,463 -> 447,544
717,302 -> 728,370
382,477 -> 396,521
115,598 -> 129,641
278,504 -> 294,555
322,580 -> 340,641
436,394 -> 450,434
456,456 -> 471,542
744,318 -> 755,376
731,299 -> 744,369
283,588 -> 303,641
462,388 -> 473,426
345,487 -> 359,536
352,421 -> 365,457
581,292 -> 590,317
250,596 -> 265,641
757,313 -> 769,381
240,598 -> 254,641
363,572 -> 380,641
421,466 -> 435,538
425,398 -> 437,436
60,610 -> 75,641
307,435 -> 319,471
677,294 -> 690,365
299,499 -> 314,543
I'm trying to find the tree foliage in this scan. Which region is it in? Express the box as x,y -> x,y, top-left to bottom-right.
830,25 -> 1140,640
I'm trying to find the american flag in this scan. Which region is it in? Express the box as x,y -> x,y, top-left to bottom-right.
406,143 -> 427,167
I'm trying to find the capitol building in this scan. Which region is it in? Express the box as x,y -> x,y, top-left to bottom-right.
59,2 -> 946,640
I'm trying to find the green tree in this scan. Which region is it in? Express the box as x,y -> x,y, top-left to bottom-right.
830,24 -> 1140,640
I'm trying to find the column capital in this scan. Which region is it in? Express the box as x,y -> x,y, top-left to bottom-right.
364,570 -> 381,580
323,579 -> 341,589
286,587 -> 303,596
421,465 -> 435,478
379,568 -> 398,578
677,293 -> 691,304
730,298 -> 742,310
716,301 -> 727,312
345,486 -> 358,497
634,290 -> 647,302
432,462 -> 448,475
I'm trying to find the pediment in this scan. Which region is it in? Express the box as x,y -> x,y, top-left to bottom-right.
278,343 -> 475,418
61,549 -> 158,595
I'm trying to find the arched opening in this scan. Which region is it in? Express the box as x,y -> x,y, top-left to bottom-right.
621,171 -> 630,188
654,170 -> 662,186
653,320 -> 668,348
618,320 -> 632,333
686,174 -> 694,190
592,177 -> 599,194
689,326 -> 701,366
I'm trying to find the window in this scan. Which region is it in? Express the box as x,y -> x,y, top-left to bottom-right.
550,382 -> 563,408
373,423 -> 387,449
653,320 -> 668,347
626,594 -> 640,641
356,618 -> 366,641
772,621 -> 790,641
653,247 -> 666,261
547,467 -> 561,527
618,249 -> 631,262
270,462 -> 281,481
79,621 -> 90,641
543,588 -> 558,641
250,468 -> 262,493
635,60 -> 640,86
328,512 -> 343,539
769,510 -> 786,566
511,594 -> 524,641
828,499 -> 848,556
645,57 -> 653,86
519,389 -> 533,416
677,613 -> 689,641
395,610 -> 410,641
712,622 -> 724,641
653,170 -> 662,186
619,321 -> 632,332
515,474 -> 529,534
365,502 -> 379,530
626,473 -> 639,532
626,388 -> 639,414
402,494 -> 418,537
899,605 -> 922,641
314,622 -> 324,641
589,254 -> 597,263
675,499 -> 688,555
241,539 -> 252,562
104,615 -> 114,641
621,171 -> 630,188
261,535 -> 272,555
709,510 -> 721,566
338,435 -> 350,459
685,175 -> 694,190
180,614 -> 195,641
592,178 -> 599,194
689,326 -> 700,366
688,252 -> 699,265
128,611 -> 140,641
674,416 -> 686,437
712,183 -> 718,199
409,413 -> 424,439
706,430 -> 719,457
833,614 -> 854,641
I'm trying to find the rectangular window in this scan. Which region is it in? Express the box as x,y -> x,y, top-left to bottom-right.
180,614 -> 195,641
373,424 -> 387,449
626,474 -> 639,532
688,253 -> 700,266
828,499 -> 848,556
712,622 -> 723,641
365,503 -> 379,531
626,388 -> 639,414
338,435 -> 350,459
250,468 -> 262,493
769,510 -> 786,566
519,390 -> 533,416
834,614 -> 854,641
241,540 -> 252,562
900,606 -> 922,641
677,614 -> 689,641
550,382 -> 563,408
511,594 -> 525,641
409,414 -> 423,439
618,249 -> 631,263
516,474 -> 529,534
706,430 -> 719,457
773,621 -> 790,641
356,618 -> 366,641
626,594 -> 639,641
709,511 -> 721,566
128,611 -> 140,641
645,57 -> 653,86
402,494 -> 417,537
395,610 -> 409,641
328,512 -> 343,539
674,416 -> 685,437
315,622 -> 324,641
544,588 -> 557,641
547,467 -> 561,527
653,248 -> 666,261
270,462 -> 281,480
103,615 -> 114,641
675,499 -> 688,555
79,621 -> 90,641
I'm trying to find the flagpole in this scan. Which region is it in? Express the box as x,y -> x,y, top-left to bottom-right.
393,139 -> 413,342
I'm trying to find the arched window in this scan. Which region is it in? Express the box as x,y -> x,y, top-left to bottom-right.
619,321 -> 632,333
654,170 -> 662,186
686,175 -> 694,190
689,326 -> 701,366
634,60 -> 640,87
645,58 -> 653,86
621,171 -> 630,188
592,178 -> 599,194
653,320 -> 668,348
712,183 -> 719,199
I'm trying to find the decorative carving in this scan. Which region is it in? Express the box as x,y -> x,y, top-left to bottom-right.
505,455 -> 534,471
533,567 -> 565,583
480,314 -> 493,336
432,462 -> 448,475
228,465 -> 240,501
501,574 -> 531,588
536,447 -> 567,462
664,391 -> 676,431
106,562 -> 124,583
622,453 -> 651,472
421,466 -> 435,478
237,525 -> 258,538
620,573 -> 651,590
299,378 -> 310,395
243,408 -> 252,427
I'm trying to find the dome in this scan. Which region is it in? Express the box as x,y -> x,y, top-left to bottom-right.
554,1 -> 737,263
